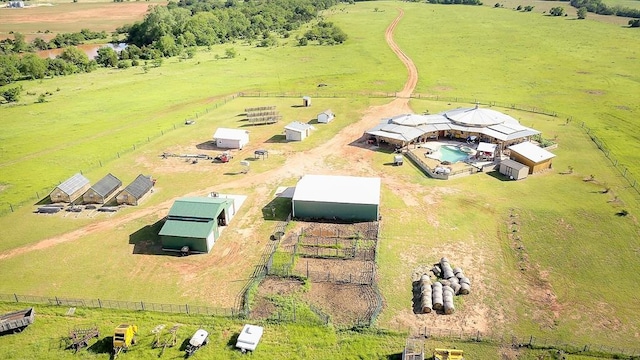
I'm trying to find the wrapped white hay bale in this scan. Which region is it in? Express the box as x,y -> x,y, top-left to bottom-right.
459,282 -> 471,295
432,284 -> 443,310
439,279 -> 451,287
451,282 -> 461,295
443,298 -> 455,314
453,267 -> 463,276
440,257 -> 449,265
421,293 -> 432,313
459,277 -> 471,286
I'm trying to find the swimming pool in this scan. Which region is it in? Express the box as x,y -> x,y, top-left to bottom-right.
439,145 -> 470,163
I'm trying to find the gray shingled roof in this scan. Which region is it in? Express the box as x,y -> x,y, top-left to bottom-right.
91,173 -> 122,197
123,174 -> 153,199
58,173 -> 90,195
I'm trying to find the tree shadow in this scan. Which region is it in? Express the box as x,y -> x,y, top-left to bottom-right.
129,218 -> 178,256
412,280 -> 422,314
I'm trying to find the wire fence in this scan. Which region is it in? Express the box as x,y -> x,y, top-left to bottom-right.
0,293 -> 237,317
400,327 -> 640,358
0,93 -> 240,217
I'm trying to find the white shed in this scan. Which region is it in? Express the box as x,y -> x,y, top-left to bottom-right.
317,109 -> 335,123
284,122 -> 315,141
213,128 -> 249,149
499,159 -> 529,180
236,324 -> 263,352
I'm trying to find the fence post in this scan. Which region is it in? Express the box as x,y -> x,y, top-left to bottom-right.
55,296 -> 60,306
9,204 -> 13,212
186,304 -> 189,314
141,301 -> 145,311
14,293 -> 18,302
98,298 -> 102,308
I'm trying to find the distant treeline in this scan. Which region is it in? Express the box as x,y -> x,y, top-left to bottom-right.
405,0 -> 482,5
0,29 -> 108,56
570,0 -> 640,18
117,0 -> 350,55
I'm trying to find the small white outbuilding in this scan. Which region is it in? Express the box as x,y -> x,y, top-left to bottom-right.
284,122 -> 315,141
236,324 -> 264,353
213,128 -> 249,149
317,109 -> 335,123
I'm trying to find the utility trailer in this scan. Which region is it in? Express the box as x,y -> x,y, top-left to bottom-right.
65,327 -> 99,352
235,324 -> 264,353
0,307 -> 35,335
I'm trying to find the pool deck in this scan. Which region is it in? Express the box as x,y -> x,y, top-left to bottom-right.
406,140 -> 500,179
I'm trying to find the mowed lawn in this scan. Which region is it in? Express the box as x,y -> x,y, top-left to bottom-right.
0,0 -> 639,353
391,2 -> 640,178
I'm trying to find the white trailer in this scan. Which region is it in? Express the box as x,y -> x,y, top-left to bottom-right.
235,324 -> 263,353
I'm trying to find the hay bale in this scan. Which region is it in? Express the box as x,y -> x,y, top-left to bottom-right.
432,294 -> 443,310
459,283 -> 470,295
420,286 -> 432,296
439,279 -> 451,287
421,294 -> 432,313
440,257 -> 449,265
443,285 -> 454,295
453,267 -> 463,275
451,282 -> 461,295
449,277 -> 459,285
420,274 -> 430,283
459,277 -> 471,286
432,282 -> 442,289
456,271 -> 466,280
443,299 -> 455,315
431,265 -> 442,277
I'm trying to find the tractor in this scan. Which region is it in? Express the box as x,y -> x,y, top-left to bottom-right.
113,324 -> 138,358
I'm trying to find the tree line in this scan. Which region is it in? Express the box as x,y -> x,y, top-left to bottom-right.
570,0 -> 640,19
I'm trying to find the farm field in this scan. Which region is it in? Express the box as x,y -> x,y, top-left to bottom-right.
0,1 -> 639,358
0,1 -> 165,41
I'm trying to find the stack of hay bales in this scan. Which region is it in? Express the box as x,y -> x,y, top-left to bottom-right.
431,282 -> 443,311
453,267 -> 471,295
419,274 -> 432,313
443,285 -> 455,314
421,257 -> 472,316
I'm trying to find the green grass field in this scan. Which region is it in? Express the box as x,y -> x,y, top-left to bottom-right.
0,1 -> 639,357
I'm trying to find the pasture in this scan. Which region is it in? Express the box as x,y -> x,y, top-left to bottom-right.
0,1 -> 164,41
0,0 -> 639,357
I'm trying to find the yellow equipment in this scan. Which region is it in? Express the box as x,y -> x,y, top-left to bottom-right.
433,348 -> 464,360
113,324 -> 138,357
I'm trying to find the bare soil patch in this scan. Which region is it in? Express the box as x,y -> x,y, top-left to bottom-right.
302,283 -> 376,326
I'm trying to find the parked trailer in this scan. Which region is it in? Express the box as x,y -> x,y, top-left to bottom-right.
185,329 -> 209,358
235,324 -> 264,353
0,307 -> 35,335
66,327 -> 99,352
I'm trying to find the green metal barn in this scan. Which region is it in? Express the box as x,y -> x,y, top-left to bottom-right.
159,197 -> 235,253
292,175 -> 381,222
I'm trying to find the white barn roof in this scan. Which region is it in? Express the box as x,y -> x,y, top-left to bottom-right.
58,173 -> 90,195
445,107 -> 518,127
284,121 -> 314,132
477,142 -> 497,153
213,128 -> 248,140
508,142 -> 556,162
293,175 -> 381,205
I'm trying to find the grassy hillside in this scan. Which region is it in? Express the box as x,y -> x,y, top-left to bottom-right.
0,0 -> 639,357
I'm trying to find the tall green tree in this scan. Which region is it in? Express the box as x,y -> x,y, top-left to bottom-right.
59,46 -> 96,73
577,6 -> 588,18
12,32 -> 28,53
0,54 -> 21,85
95,47 -> 119,67
19,53 -> 47,79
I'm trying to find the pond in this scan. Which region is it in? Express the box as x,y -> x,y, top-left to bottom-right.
36,43 -> 127,59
